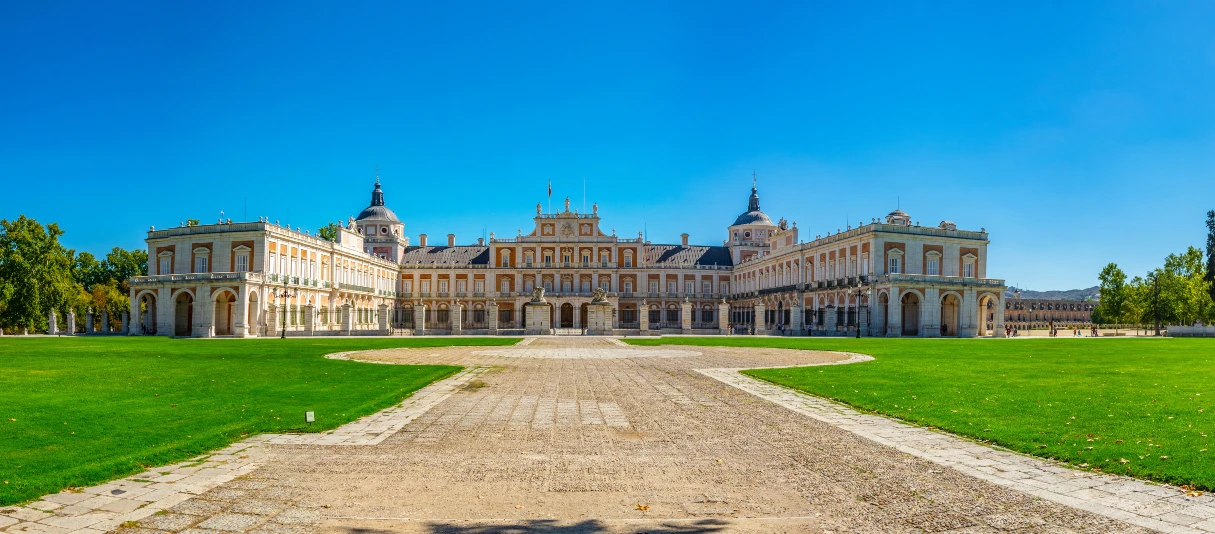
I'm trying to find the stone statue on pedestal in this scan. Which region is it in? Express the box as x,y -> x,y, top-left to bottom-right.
531,287 -> 546,303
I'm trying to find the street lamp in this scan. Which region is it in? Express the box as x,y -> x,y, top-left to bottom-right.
273,282 -> 297,339
851,281 -> 866,339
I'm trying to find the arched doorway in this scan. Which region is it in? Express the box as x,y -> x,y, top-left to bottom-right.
978,293 -> 999,336
940,293 -> 960,337
138,292 -> 157,335
579,303 -> 588,328
174,291 -> 193,337
560,302 -> 574,328
214,290 -> 236,336
901,291 -> 921,336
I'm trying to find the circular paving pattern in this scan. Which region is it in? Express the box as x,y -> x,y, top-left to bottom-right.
469,347 -> 702,359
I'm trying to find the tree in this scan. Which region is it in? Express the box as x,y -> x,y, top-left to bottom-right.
104,247 -> 147,288
0,216 -> 77,332
185,219 -> 200,227
318,222 -> 339,242
1158,246 -> 1211,325
1096,263 -> 1127,331
1206,210 -> 1215,303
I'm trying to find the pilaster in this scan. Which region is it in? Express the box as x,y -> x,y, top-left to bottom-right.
754,302 -> 766,333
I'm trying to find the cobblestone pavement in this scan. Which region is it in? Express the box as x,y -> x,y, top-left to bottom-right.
4,337 -> 1198,534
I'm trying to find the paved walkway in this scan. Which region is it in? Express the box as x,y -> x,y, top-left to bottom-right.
4,337 -> 1209,533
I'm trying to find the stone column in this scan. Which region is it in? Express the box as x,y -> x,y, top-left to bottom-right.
414,303 -> 426,335
341,304 -> 352,335
101,311 -> 111,334
86,309 -> 95,334
754,302 -> 766,333
66,309 -> 76,335
156,287 -> 172,336
961,288 -> 978,337
452,302 -> 464,334
639,299 -> 649,333
993,294 -> 1006,337
120,311 -> 129,335
524,302 -> 551,335
378,303 -> 390,335
128,290 -> 139,335
887,286 -> 902,337
304,305 -> 316,336
487,301 -> 499,335
48,310 -> 58,335
193,286 -> 210,338
718,300 -> 729,333
234,285 -> 249,337
824,305 -> 837,333
922,287 -> 940,338
791,303 -> 805,336
680,298 -> 692,334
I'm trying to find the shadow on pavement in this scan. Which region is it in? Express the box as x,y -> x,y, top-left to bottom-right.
416,519 -> 731,533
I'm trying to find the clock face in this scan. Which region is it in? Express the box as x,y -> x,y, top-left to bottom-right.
744,230 -> 751,238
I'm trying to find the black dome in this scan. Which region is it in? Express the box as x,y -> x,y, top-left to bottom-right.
355,178 -> 400,222
731,185 -> 774,227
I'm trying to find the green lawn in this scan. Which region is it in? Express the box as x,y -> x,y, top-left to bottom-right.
626,337 -> 1215,490
0,336 -> 516,505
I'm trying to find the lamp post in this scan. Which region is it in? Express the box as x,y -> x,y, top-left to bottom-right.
851,282 -> 866,339
273,282 -> 297,339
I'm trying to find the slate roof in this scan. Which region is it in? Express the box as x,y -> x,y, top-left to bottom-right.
400,246 -> 490,265
643,245 -> 733,267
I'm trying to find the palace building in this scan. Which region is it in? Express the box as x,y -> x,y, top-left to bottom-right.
128,177 -> 1008,338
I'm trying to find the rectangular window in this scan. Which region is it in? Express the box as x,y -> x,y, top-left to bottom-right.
888,257 -> 900,274
964,262 -> 975,278
582,255 -> 590,266
195,256 -> 208,273
403,281 -> 412,293
624,257 -> 632,268
544,255 -> 552,266
599,280 -> 609,291
268,253 -> 276,273
702,281 -> 712,295
421,281 -> 431,293
439,281 -> 449,293
543,281 -> 553,291
474,280 -> 484,294
665,309 -> 679,323
235,254 -> 249,272
159,257 -> 170,275
685,281 -> 694,294
667,281 -> 676,293
621,309 -> 636,324
927,259 -> 939,276
623,281 -> 633,293
524,279 -> 534,292
600,254 -> 608,266
581,280 -> 591,292
861,255 -> 869,276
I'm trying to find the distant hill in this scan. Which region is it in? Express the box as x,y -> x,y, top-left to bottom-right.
1004,286 -> 1100,301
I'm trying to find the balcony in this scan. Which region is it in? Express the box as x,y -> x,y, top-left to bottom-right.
338,283 -> 374,293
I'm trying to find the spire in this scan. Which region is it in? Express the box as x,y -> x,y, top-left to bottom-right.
370,168 -> 385,207
747,173 -> 760,212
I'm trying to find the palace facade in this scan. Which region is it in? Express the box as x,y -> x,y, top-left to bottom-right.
128,178 -> 1008,337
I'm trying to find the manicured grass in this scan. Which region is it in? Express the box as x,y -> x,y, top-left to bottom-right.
626,337 -> 1215,489
0,336 -> 516,505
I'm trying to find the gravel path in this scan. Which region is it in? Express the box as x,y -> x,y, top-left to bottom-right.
77,337 -> 1164,533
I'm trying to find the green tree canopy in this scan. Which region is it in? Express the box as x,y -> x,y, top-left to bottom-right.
1095,263 -> 1127,326
0,216 -> 77,331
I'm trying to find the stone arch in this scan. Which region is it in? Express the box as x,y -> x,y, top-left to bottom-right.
135,290 -> 158,335
901,290 -> 921,336
247,290 -> 261,336
940,292 -> 961,337
212,288 -> 237,336
173,290 -> 194,337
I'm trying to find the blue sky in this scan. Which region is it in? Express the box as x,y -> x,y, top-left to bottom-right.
2,1 -> 1214,290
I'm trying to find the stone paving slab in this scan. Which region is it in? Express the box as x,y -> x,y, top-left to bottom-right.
700,365 -> 1215,534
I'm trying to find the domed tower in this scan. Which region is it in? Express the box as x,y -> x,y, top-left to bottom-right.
354,175 -> 408,261
726,180 -> 778,263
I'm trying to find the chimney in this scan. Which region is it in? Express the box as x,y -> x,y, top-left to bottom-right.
447,234 -> 456,247
477,237 -> 485,246
419,234 -> 427,246
681,233 -> 689,246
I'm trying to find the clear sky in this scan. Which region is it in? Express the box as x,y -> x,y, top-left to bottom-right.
2,2 -> 1213,290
